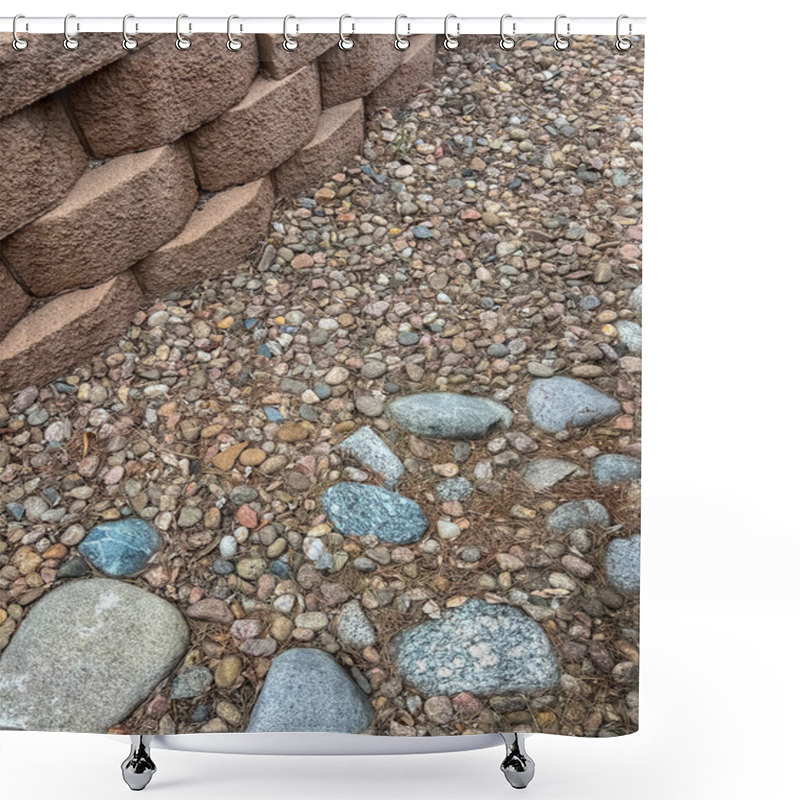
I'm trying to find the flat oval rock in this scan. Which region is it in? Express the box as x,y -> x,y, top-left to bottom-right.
0,578 -> 189,732
322,482 -> 428,544
388,393 -> 513,440
526,377 -> 621,433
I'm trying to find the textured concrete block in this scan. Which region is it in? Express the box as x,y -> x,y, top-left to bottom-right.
2,143 -> 197,298
0,97 -> 86,239
0,272 -> 142,392
319,36 -> 406,109
275,99 -> 364,197
188,66 -> 320,191
67,34 -> 259,158
0,262 -> 30,340
133,178 -> 275,299
0,33 -> 144,119
257,34 -> 339,79
367,36 -> 437,112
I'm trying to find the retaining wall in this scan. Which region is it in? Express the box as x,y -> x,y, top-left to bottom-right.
0,33 -> 437,392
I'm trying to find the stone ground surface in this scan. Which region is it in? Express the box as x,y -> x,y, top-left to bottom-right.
0,36 -> 642,739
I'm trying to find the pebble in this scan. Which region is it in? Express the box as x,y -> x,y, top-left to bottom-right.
548,500 -> 611,533
171,667 -> 213,700
592,454 -> 641,485
522,458 -> 581,491
337,601 -> 377,649
338,426 -> 404,488
388,393 -> 513,440
605,535 -> 641,594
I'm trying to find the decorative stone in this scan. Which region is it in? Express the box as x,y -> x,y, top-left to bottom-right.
605,535 -> 641,594
526,377 -> 621,433
337,600 -> 376,650
322,483 -> 428,544
171,667 -> 213,700
388,393 -> 513,440
0,579 -> 189,732
436,477 -> 473,502
592,454 -> 641,485
391,599 -> 559,696
522,458 -> 582,491
246,648 -> 373,733
337,426 -> 404,488
616,320 -> 643,353
548,500 -> 610,533
77,518 -> 159,577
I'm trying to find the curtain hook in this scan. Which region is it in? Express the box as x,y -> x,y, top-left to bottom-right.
394,15 -> 410,50
443,14 -> 459,50
338,14 -> 354,50
176,13 -> 191,50
12,14 -> 28,50
227,15 -> 243,51
616,14 -> 633,51
283,15 -> 299,51
63,13 -> 79,51
122,14 -> 138,51
553,14 -> 571,51
499,14 -> 516,50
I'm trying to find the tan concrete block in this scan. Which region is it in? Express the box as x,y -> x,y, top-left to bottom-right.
188,66 -> 320,191
0,97 -> 86,239
319,36 -> 406,109
67,34 -> 259,158
367,36 -> 437,113
133,178 -> 275,299
2,143 -> 197,298
257,34 -> 339,79
0,272 -> 142,392
0,261 -> 31,340
274,99 -> 364,197
0,33 -> 149,120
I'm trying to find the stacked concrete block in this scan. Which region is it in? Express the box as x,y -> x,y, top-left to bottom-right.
67,35 -> 259,158
134,178 -> 275,298
2,143 -> 197,297
0,272 -> 142,392
367,36 -> 437,112
258,34 -> 339,80
0,263 -> 30,339
188,65 -> 321,191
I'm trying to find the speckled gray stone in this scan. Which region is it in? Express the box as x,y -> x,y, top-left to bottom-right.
522,458 -> 582,491
616,321 -> 642,353
171,666 -> 213,700
391,599 -> 559,696
0,579 -> 189,732
436,477 -> 473,502
337,426 -> 404,488
388,393 -> 513,440
526,377 -> 621,433
246,648 -> 373,733
629,284 -> 642,313
337,600 -> 376,650
592,454 -> 641,485
548,499 -> 610,533
322,482 -> 428,544
605,535 -> 641,594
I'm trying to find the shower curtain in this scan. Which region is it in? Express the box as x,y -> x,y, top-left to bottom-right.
0,30 -> 642,740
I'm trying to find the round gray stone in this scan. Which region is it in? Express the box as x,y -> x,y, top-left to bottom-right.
548,499 -> 610,533
171,666 -> 213,700
605,535 -> 641,594
246,648 -> 373,733
526,377 -> 621,433
388,393 -> 513,440
0,578 -> 189,732
592,454 -> 641,485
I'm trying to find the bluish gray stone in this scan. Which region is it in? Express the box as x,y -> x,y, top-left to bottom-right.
338,426 -> 404,488
616,320 -> 642,353
605,535 -> 641,594
337,600 -> 377,650
526,377 -> 621,433
0,578 -> 189,732
629,284 -> 642,314
436,477 -> 473,502
522,458 -> 582,491
78,518 -> 159,577
548,500 -> 610,533
592,454 -> 641,485
391,599 -> 559,696
323,483 -> 428,544
171,667 -> 213,700
246,648 -> 373,733
388,393 -> 513,440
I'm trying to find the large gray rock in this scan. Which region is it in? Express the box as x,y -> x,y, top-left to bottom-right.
526,377 -> 621,433
337,426 -> 404,488
388,393 -> 513,440
605,535 -> 641,594
0,579 -> 189,732
246,648 -> 373,733
322,482 -> 428,544
548,499 -> 610,533
592,454 -> 641,485
522,458 -> 582,491
391,599 -> 559,696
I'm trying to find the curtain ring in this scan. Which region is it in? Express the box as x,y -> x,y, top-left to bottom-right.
176,13 -> 191,50
615,15 -> 633,51
227,15 -> 243,51
283,15 -> 299,51
443,14 -> 459,50
63,13 -> 79,51
499,14 -> 516,50
338,14 -> 354,50
12,14 -> 28,50
553,14 -> 570,51
122,14 -> 138,51
394,15 -> 410,50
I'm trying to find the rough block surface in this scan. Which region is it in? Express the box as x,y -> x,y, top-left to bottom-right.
367,35 -> 436,112
0,263 -> 30,340
258,34 -> 339,80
